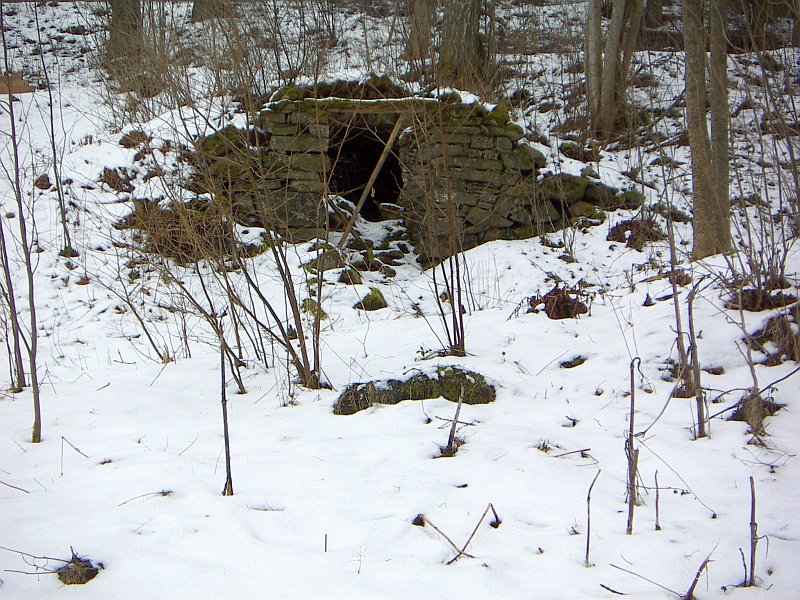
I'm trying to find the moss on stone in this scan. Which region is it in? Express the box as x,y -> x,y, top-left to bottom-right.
486,105 -> 511,126
439,90 -> 463,104
332,367 -> 496,415
194,125 -> 245,156
281,85 -> 306,101
539,173 -> 590,204
354,287 -> 388,311
338,268 -> 363,285
569,200 -> 606,225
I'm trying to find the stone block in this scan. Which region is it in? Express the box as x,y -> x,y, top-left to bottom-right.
271,134 -> 328,153
451,167 -> 517,185
288,180 -> 326,193
269,122 -> 299,136
465,205 -> 513,230
469,136 -> 495,150
449,156 -> 503,171
279,152 -> 330,172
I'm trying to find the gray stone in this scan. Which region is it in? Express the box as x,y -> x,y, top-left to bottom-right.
470,136 -> 495,150
271,135 -> 328,153
288,180 -> 326,193
449,156 -> 503,171
466,205 -> 513,229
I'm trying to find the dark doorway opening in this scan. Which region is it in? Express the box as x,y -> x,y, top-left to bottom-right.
327,118 -> 403,221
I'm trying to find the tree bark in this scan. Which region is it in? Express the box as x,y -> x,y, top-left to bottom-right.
440,0 -> 488,87
406,0 -> 433,60
793,0 -> 800,47
586,0 -> 603,127
587,0 -> 644,139
107,0 -> 142,68
684,0 -> 730,259
645,0 -> 663,27
709,0 -> 730,253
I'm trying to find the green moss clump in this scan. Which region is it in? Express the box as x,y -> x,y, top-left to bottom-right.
439,90 -> 463,104
560,355 -> 587,369
281,86 -> 306,101
569,200 -> 606,225
194,125 -> 245,157
539,173 -> 590,204
338,268 -> 363,285
486,105 -> 511,126
333,367 -> 495,415
354,287 -> 388,311
56,553 -> 99,585
433,366 -> 495,405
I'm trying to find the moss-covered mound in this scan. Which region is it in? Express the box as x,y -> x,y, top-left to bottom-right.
354,287 -> 388,311
333,367 -> 495,415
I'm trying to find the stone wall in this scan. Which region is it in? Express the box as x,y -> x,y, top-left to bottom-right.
395,101 -> 552,260
258,102 -> 331,234
192,93 -> 641,259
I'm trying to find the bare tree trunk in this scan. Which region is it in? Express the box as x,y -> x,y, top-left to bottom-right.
586,0 -> 645,139
33,5 -> 75,257
710,0 -> 730,248
0,220 -> 26,392
406,0 -> 433,60
685,0 -> 730,259
586,0 -> 603,127
440,0 -> 488,87
645,0 -> 663,27
107,0 -> 142,68
793,0 -> 800,47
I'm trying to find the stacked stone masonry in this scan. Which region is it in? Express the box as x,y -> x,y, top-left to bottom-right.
194,93 -> 641,259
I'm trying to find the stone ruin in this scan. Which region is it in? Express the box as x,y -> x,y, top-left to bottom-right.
193,85 -> 641,262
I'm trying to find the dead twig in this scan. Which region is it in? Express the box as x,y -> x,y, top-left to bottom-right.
414,503 -> 501,565
610,563 -> 681,597
585,470 -> 601,567
553,448 -> 592,458
748,476 -> 757,587
412,514 -> 473,558
683,550 -> 714,599
0,479 -> 30,494
446,503 -> 502,565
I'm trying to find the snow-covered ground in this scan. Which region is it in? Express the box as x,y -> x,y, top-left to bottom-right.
1,2 -> 799,598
